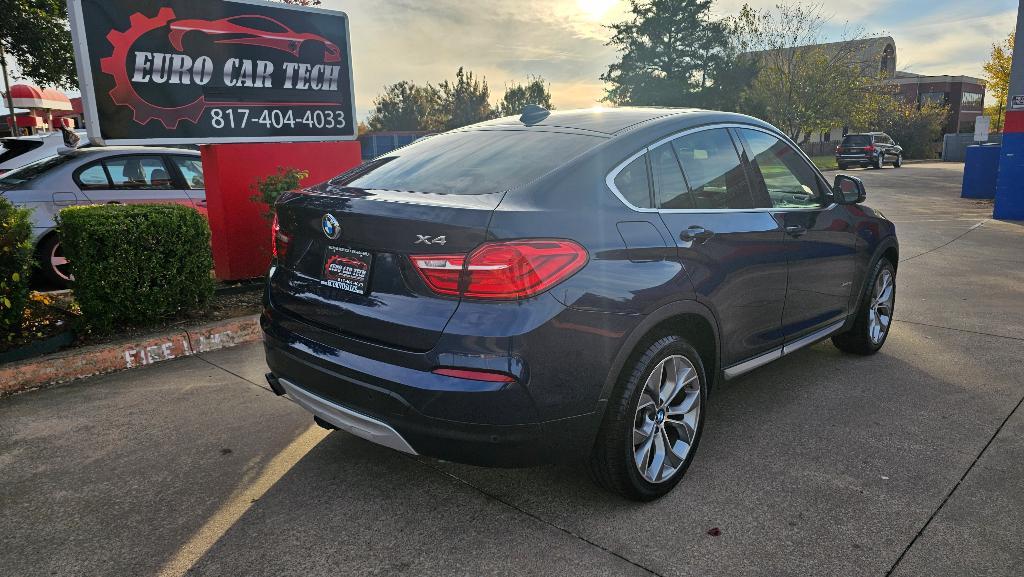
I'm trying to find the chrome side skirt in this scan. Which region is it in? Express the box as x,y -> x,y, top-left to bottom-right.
723,320 -> 846,380
279,378 -> 418,455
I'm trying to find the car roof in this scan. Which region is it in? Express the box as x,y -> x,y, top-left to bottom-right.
64,146 -> 200,157
472,107 -> 704,136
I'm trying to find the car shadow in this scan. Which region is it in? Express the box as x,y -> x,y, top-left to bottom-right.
170,322 -> 1024,576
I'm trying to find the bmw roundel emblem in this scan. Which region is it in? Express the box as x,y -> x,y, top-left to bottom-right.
322,214 -> 341,240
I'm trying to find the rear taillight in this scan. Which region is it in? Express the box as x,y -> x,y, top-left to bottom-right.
271,213 -> 290,260
411,239 -> 588,300
835,146 -> 841,153
864,145 -> 875,153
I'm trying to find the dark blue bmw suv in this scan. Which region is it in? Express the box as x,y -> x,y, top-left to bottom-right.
262,107 -> 898,500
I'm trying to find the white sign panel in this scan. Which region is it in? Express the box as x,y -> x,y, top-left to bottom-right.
974,116 -> 991,143
1010,95 -> 1024,110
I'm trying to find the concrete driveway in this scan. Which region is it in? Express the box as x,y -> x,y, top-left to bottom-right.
2,163 -> 1022,577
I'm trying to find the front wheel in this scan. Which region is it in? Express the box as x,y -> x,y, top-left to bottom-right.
589,336 -> 707,501
833,259 -> 895,355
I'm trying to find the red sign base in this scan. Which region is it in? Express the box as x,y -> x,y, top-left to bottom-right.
201,141 -> 362,281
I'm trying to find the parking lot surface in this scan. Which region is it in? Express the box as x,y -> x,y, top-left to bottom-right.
2,163 -> 1022,577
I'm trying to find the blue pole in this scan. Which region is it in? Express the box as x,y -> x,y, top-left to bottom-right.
993,0 -> 1024,220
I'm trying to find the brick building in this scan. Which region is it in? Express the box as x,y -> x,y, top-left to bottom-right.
888,72 -> 987,135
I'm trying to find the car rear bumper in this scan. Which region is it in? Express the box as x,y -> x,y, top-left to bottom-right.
261,299 -> 622,467
836,154 -> 875,163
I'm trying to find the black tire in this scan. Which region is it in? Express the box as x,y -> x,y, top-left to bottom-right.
35,234 -> 72,288
589,336 -> 707,501
893,154 -> 903,168
872,156 -> 883,169
837,163 -> 848,171
832,258 -> 896,355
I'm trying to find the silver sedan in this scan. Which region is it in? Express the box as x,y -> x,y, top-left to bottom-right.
0,147 -> 206,286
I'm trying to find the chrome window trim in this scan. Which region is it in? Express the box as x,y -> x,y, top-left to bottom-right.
606,122 -> 836,214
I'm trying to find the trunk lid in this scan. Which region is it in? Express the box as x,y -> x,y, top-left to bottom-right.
269,185 -> 503,351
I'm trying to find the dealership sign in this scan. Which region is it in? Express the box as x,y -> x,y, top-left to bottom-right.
67,0 -> 356,145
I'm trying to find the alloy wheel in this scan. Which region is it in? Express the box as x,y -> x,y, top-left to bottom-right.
50,241 -> 73,282
632,355 -> 701,484
868,268 -> 894,344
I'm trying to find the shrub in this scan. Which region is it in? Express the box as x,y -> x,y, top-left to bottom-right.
0,198 -> 34,340
250,166 -> 310,220
58,204 -> 214,332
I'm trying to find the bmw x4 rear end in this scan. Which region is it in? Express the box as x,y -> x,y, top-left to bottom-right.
263,107 -> 898,500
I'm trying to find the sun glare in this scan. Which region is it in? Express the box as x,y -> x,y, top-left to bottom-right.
576,0 -> 618,21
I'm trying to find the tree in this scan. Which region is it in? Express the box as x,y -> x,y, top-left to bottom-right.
852,89 -> 947,159
736,2 -> 884,142
0,0 -> 77,89
601,0 -> 733,107
437,67 -> 494,130
367,81 -> 443,132
983,31 -> 1014,133
497,76 -> 554,117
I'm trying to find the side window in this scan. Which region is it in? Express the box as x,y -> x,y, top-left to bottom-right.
172,156 -> 205,190
76,163 -> 110,189
739,128 -> 824,209
104,156 -> 174,189
672,128 -> 754,210
650,143 -> 692,209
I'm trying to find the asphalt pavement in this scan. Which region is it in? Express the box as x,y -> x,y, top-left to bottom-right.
2,162 -> 1022,577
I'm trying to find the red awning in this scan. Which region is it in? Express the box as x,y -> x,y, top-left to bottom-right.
6,84 -> 73,111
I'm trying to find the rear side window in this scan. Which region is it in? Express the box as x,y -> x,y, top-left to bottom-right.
843,135 -> 872,147
172,156 -> 205,189
671,129 -> 754,210
338,130 -> 606,195
613,154 -> 653,208
77,164 -> 109,189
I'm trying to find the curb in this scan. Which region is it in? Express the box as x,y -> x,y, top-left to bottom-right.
0,314 -> 262,397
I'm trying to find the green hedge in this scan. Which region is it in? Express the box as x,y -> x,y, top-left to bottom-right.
58,204 -> 214,332
0,198 -> 34,339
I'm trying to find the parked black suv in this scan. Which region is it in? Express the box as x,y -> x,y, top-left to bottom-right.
262,108 -> 899,500
836,132 -> 903,170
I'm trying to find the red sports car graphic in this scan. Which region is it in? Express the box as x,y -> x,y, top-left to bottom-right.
169,15 -> 341,62
326,256 -> 368,276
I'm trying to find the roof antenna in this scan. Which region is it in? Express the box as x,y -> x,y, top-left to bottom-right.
519,104 -> 550,126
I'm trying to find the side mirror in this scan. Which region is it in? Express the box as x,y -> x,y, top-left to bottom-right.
833,174 -> 866,204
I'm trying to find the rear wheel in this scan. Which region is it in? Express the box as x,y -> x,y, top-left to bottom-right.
833,258 -> 895,355
837,162 -> 848,171
36,234 -> 72,288
893,154 -> 903,168
872,156 -> 883,169
589,336 -> 706,501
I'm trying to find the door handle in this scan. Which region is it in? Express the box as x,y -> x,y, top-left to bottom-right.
785,225 -> 807,237
680,226 -> 714,243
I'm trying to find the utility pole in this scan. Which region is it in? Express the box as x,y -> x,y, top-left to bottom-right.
0,41 -> 18,137
994,0 -> 1024,219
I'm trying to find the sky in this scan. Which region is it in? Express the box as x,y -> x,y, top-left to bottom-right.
0,0 -> 1017,119
323,0 -> 1019,118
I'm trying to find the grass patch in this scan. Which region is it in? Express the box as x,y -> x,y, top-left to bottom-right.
809,156 -> 838,172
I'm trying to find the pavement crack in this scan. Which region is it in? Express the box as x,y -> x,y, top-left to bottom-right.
892,319 -> 1024,342
193,353 -> 276,394
410,457 -> 664,577
884,391 -> 1024,577
900,220 -> 986,264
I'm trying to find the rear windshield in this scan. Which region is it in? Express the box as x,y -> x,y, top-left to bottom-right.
0,139 -> 44,164
842,135 -> 872,147
337,130 -> 606,194
0,154 -> 74,187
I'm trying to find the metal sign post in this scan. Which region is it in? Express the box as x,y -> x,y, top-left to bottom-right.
994,0 -> 1024,220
